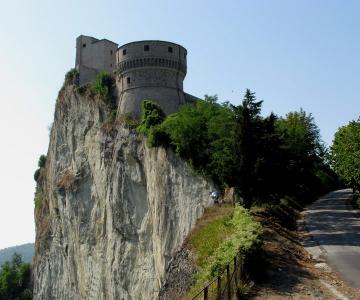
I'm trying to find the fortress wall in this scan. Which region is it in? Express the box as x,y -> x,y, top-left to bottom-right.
118,68 -> 184,91
76,35 -> 117,85
118,87 -> 185,117
116,40 -> 187,118
77,66 -> 98,86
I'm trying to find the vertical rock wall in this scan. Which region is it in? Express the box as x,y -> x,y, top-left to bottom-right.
32,85 -> 214,299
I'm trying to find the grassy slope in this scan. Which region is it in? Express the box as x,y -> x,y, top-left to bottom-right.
184,203 -> 262,297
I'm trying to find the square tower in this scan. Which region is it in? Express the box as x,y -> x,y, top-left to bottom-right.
75,35 -> 118,85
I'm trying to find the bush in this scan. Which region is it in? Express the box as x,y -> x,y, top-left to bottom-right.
90,72 -> 115,105
38,155 -> 47,168
57,170 -> 77,191
147,125 -> 170,147
34,169 -> 41,182
64,68 -> 79,86
138,100 -> 166,134
34,188 -> 43,209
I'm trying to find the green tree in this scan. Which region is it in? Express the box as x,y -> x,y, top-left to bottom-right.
138,98 -> 237,185
231,89 -> 264,207
331,119 -> 360,191
275,109 -> 336,201
276,109 -> 323,160
161,98 -> 236,184
0,254 -> 32,300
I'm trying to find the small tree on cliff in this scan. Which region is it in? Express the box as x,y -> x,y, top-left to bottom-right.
138,100 -> 166,133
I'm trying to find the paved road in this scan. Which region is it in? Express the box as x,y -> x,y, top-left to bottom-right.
303,189 -> 360,289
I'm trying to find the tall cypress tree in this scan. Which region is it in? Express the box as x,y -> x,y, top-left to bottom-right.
232,89 -> 263,207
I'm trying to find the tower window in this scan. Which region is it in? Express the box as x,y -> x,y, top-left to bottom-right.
123,49 -> 127,55
127,77 -> 131,84
144,45 -> 150,51
110,50 -> 113,55
82,43 -> 86,48
168,46 -> 173,53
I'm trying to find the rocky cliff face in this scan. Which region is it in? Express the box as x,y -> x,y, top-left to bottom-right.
32,84 -> 214,299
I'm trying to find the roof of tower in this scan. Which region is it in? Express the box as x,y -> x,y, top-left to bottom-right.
118,40 -> 187,51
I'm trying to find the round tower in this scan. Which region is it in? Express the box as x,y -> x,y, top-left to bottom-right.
116,40 -> 187,117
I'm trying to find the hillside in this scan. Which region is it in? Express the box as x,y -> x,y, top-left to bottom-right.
0,243 -> 34,266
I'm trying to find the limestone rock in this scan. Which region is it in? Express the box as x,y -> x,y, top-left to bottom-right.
32,85 -> 214,299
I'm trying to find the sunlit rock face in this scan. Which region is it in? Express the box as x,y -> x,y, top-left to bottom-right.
32,85 -> 214,300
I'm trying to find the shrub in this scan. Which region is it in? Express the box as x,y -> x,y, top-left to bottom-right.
122,115 -> 139,129
38,155 -> 47,168
64,68 -> 79,86
76,85 -> 87,95
57,169 -> 77,190
147,125 -> 170,147
137,100 -> 166,135
90,72 -> 115,105
34,169 -> 41,182
34,188 -> 43,209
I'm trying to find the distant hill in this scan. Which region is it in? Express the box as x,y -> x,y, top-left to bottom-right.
0,243 -> 34,266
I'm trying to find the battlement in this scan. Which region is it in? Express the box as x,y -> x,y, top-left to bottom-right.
116,40 -> 187,74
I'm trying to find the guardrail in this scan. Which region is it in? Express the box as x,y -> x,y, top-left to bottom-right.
191,252 -> 245,300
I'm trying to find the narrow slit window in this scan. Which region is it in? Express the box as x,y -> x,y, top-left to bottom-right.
168,46 -> 173,53
82,43 -> 86,48
144,45 -> 150,51
123,49 -> 127,55
110,50 -> 113,55
127,77 -> 131,84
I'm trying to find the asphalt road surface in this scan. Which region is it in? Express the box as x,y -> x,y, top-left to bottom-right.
303,189 -> 360,289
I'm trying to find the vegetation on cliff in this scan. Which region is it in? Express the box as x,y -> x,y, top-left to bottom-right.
140,90 -> 339,209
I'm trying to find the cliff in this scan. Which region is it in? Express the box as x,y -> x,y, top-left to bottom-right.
32,83 -> 214,299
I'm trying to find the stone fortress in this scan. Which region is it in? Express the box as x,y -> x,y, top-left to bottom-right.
75,35 -> 198,117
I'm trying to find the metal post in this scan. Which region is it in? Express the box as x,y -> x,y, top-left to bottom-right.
204,286 -> 208,300
217,276 -> 222,300
226,265 -> 231,300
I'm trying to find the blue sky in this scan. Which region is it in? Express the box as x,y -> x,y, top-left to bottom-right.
0,0 -> 359,249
